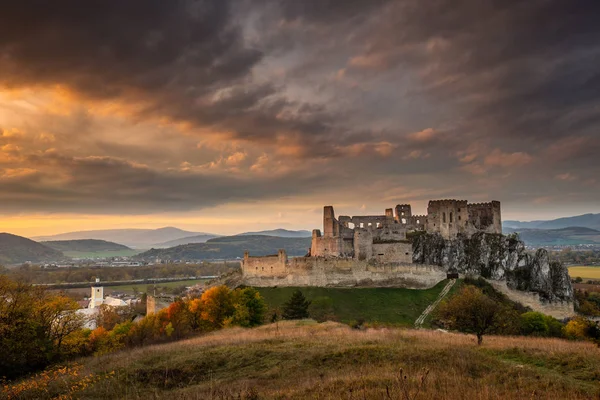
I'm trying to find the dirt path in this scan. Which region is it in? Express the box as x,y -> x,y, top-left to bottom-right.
414,279 -> 456,328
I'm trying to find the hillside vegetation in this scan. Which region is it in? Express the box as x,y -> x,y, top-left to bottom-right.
0,233 -> 64,264
136,235 -> 311,260
9,321 -> 600,399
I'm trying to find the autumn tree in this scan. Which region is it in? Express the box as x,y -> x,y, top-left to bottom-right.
200,286 -> 235,328
0,276 -> 83,378
282,290 -> 311,320
436,286 -> 502,345
230,287 -> 267,327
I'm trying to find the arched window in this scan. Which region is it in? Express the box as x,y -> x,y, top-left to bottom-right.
450,212 -> 453,223
443,212 -> 446,223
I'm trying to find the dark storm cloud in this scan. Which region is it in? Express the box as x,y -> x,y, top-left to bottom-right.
0,0 -> 345,148
0,0 -> 254,94
0,152 -> 334,214
1,0 -> 600,216
342,0 -> 600,143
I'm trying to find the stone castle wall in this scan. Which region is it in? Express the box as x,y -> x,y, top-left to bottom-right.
242,256 -> 446,288
243,250 -> 287,277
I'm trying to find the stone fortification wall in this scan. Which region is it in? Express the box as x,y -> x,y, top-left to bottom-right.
372,241 -> 412,263
242,256 -> 446,288
243,250 -> 287,277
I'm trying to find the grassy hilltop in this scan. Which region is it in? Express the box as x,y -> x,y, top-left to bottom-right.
11,320 -> 600,399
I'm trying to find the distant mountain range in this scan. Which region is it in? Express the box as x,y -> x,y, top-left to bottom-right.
0,233 -> 65,264
32,227 -> 217,249
42,239 -> 131,253
135,235 -> 312,261
237,229 -> 312,238
504,226 -> 600,247
504,213 -> 600,231
31,227 -> 312,248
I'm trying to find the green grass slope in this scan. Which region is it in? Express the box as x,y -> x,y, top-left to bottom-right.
11,321 -> 600,399
0,233 -> 64,264
256,280 -> 448,326
136,235 -> 311,261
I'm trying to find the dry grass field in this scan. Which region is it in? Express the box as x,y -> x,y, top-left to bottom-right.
6,320 -> 600,399
568,266 -> 600,280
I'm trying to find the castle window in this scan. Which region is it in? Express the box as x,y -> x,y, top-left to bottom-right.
458,216 -> 461,221
458,208 -> 461,212
402,218 -> 406,224
443,212 -> 446,223
450,212 -> 453,223
405,252 -> 409,255
360,223 -> 364,228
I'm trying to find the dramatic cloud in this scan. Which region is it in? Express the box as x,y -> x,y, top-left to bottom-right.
0,0 -> 599,234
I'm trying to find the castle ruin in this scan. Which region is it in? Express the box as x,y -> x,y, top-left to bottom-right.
310,200 -> 501,261
241,199 -> 501,284
239,199 -> 573,318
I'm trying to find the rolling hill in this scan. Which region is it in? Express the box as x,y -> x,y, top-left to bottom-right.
237,229 -> 312,238
504,226 -> 600,247
41,239 -> 139,258
135,235 -> 312,261
504,213 -> 600,230
0,233 -> 65,264
154,234 -> 221,248
32,227 -> 217,248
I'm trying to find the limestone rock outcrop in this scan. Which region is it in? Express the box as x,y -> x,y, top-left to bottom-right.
412,232 -> 573,302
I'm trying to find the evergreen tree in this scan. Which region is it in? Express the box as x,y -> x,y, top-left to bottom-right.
282,290 -> 311,320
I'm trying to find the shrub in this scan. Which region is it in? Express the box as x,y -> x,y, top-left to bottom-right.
308,296 -> 336,322
520,312 -> 550,336
282,290 -> 311,320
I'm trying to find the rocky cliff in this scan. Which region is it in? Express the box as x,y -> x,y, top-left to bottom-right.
412,232 -> 573,302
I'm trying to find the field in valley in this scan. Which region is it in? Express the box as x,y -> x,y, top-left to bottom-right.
9,320 -> 600,399
568,266 -> 600,280
58,278 -> 208,298
63,249 -> 142,258
256,280 -> 451,326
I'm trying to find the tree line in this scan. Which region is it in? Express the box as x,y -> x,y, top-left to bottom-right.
0,275 -> 313,381
435,277 -> 600,345
1,262 -> 238,285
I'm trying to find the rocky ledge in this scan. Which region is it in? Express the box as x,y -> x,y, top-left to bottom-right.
412,232 -> 573,302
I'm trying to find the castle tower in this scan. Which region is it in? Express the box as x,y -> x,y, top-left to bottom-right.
323,206 -> 339,237
395,204 -> 412,223
89,285 -> 104,308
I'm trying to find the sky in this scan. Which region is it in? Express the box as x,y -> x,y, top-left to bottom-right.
1,0 -> 599,237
